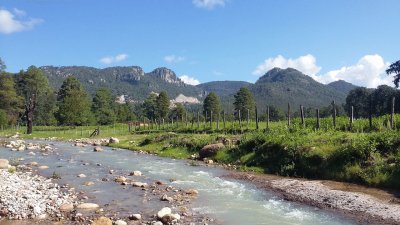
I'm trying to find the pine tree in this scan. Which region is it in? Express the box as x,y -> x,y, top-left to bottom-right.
233,87 -> 255,119
92,88 -> 116,125
0,72 -> 23,124
17,66 -> 53,134
143,93 -> 158,119
203,92 -> 221,121
56,77 -> 92,126
156,91 -> 170,119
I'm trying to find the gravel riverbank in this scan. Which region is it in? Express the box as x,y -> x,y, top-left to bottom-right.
225,172 -> 400,225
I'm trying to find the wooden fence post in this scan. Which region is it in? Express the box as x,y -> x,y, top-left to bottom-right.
255,106 -> 259,130
332,100 -> 336,128
300,105 -> 305,128
217,112 -> 220,130
238,109 -> 242,130
316,109 -> 320,130
266,106 -> 270,130
197,111 -> 200,129
369,96 -> 373,129
391,96 -> 395,129
247,108 -> 250,129
210,110 -> 213,129
350,106 -> 354,129
204,111 -> 207,129
223,111 -> 226,131
287,103 -> 291,128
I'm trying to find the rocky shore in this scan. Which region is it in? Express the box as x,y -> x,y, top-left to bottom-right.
0,139 -> 217,225
225,172 -> 400,225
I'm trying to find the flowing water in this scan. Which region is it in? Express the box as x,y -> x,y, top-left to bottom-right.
0,140 -> 356,225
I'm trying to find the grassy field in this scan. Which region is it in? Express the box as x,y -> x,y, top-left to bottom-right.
1,115 -> 400,190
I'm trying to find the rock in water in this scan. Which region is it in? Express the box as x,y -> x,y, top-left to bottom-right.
157,207 -> 172,219
114,220 -> 127,225
77,174 -> 86,178
129,170 -> 142,176
91,216 -> 112,225
128,214 -> 141,220
199,143 -> 224,159
94,147 -> 103,152
0,159 -> 9,169
76,203 -> 99,209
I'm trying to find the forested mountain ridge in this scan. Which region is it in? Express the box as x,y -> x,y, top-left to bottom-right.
40,66 -> 205,104
39,66 -> 357,111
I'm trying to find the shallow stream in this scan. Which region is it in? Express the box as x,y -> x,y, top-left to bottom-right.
0,140 -> 355,225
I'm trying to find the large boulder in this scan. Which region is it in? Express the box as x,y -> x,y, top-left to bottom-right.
0,159 -> 9,169
199,143 -> 224,159
109,137 -> 120,144
91,217 -> 112,225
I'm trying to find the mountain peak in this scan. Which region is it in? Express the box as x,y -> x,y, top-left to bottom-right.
327,80 -> 358,95
256,67 -> 310,84
148,67 -> 183,84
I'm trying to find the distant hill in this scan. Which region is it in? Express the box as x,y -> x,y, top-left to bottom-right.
197,81 -> 251,97
327,80 -> 358,95
249,68 -> 348,111
40,66 -> 205,104
39,65 -> 356,111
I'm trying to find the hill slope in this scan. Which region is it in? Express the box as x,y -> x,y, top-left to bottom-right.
327,80 -> 358,95
249,68 -> 348,111
197,81 -> 251,97
40,66 -> 205,103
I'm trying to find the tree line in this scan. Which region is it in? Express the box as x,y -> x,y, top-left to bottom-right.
1,57 -> 400,134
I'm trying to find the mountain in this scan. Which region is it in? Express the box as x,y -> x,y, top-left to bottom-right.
197,81 -> 251,97
40,66 -> 205,104
327,80 -> 358,95
249,68 -> 349,111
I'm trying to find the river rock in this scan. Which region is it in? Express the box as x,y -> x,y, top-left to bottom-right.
152,222 -> 163,225
132,182 -> 148,188
186,189 -> 199,196
109,137 -> 120,144
157,207 -> 172,219
115,176 -> 127,183
91,216 -> 112,225
129,214 -> 142,220
59,203 -> 74,212
77,174 -> 87,178
30,161 -> 38,166
84,181 -> 95,186
76,203 -> 99,209
199,143 -> 224,159
130,170 -> 142,176
114,220 -> 127,225
0,159 -> 9,169
28,151 -> 36,156
94,146 -> 103,152
161,213 -> 180,224
161,194 -> 173,202
38,165 -> 49,170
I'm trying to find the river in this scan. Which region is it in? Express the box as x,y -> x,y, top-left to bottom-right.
0,140 -> 356,225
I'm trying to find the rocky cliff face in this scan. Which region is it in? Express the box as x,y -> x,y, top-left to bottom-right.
147,67 -> 185,85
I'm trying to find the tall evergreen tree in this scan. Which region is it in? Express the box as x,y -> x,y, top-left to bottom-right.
169,103 -> 186,121
387,60 -> 400,87
17,66 -> 52,134
345,87 -> 371,118
0,72 -> 23,124
203,92 -> 221,121
143,93 -> 158,120
0,57 -> 6,72
115,103 -> 135,122
156,91 -> 170,119
92,88 -> 116,125
56,77 -> 92,126
233,87 -> 255,119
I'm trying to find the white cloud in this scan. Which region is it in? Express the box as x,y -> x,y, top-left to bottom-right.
314,54 -> 392,88
164,55 -> 185,63
99,54 -> 128,64
253,54 -> 393,88
0,8 -> 43,34
253,54 -> 321,76
193,0 -> 226,9
179,75 -> 200,85
213,70 -> 224,76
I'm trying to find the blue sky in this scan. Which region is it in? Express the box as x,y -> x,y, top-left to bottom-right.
0,0 -> 399,87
